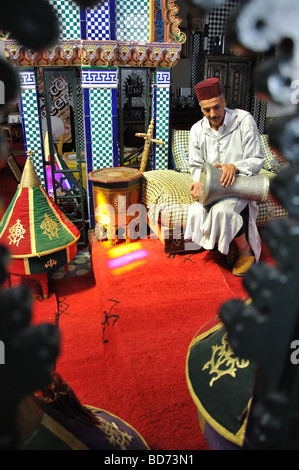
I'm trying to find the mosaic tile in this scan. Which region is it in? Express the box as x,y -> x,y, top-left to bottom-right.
19,71 -> 45,187
154,78 -> 170,170
48,0 -> 81,40
86,0 -> 111,41
191,32 -> 202,104
76,78 -> 85,150
156,70 -> 171,87
19,70 -> 36,88
82,69 -> 118,88
89,88 -> 115,169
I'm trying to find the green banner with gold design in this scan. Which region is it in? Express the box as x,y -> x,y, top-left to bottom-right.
186,322 -> 256,446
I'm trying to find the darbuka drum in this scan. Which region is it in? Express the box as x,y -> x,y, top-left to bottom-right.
198,162 -> 269,206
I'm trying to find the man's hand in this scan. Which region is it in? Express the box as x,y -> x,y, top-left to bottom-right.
190,181 -> 204,202
215,162 -> 238,188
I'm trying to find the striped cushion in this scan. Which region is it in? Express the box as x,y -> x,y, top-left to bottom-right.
141,170 -> 193,227
171,129 -> 190,173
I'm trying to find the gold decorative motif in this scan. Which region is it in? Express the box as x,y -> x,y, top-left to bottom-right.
202,333 -> 250,387
8,219 -> 26,246
40,214 -> 59,240
96,417 -> 133,450
45,258 -> 57,269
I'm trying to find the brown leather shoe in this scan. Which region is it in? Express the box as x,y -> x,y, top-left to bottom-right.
232,255 -> 255,277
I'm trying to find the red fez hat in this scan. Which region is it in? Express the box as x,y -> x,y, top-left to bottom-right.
194,78 -> 223,102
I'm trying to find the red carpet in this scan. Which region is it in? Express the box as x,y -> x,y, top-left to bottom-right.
30,235 -> 246,451
1,151 -> 267,450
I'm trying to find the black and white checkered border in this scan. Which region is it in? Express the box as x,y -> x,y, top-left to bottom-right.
48,0 -> 81,40
206,0 -> 240,53
155,87 -> 170,170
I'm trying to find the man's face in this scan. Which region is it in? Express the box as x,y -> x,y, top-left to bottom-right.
199,95 -> 226,130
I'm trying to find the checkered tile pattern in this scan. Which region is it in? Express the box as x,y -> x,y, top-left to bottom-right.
76,79 -> 85,150
115,0 -> 150,42
48,0 -> 81,40
21,88 -> 45,187
207,0 -> 240,53
171,130 -> 190,173
155,86 -> 170,170
255,100 -> 267,135
191,32 -> 202,104
89,88 -> 114,168
86,0 -> 110,40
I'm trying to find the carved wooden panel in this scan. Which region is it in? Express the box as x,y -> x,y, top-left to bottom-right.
202,55 -> 254,111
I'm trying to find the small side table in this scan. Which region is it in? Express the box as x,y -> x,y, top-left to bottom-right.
89,167 -> 143,245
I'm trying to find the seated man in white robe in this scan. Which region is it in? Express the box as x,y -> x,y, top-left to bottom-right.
184,78 -> 265,276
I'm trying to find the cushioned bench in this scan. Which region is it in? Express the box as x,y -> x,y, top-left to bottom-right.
141,130 -> 288,255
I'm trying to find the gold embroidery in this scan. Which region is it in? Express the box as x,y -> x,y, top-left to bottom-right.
40,214 -> 59,240
8,219 -> 26,246
45,258 -> 57,269
96,417 -> 133,450
202,333 -> 249,387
